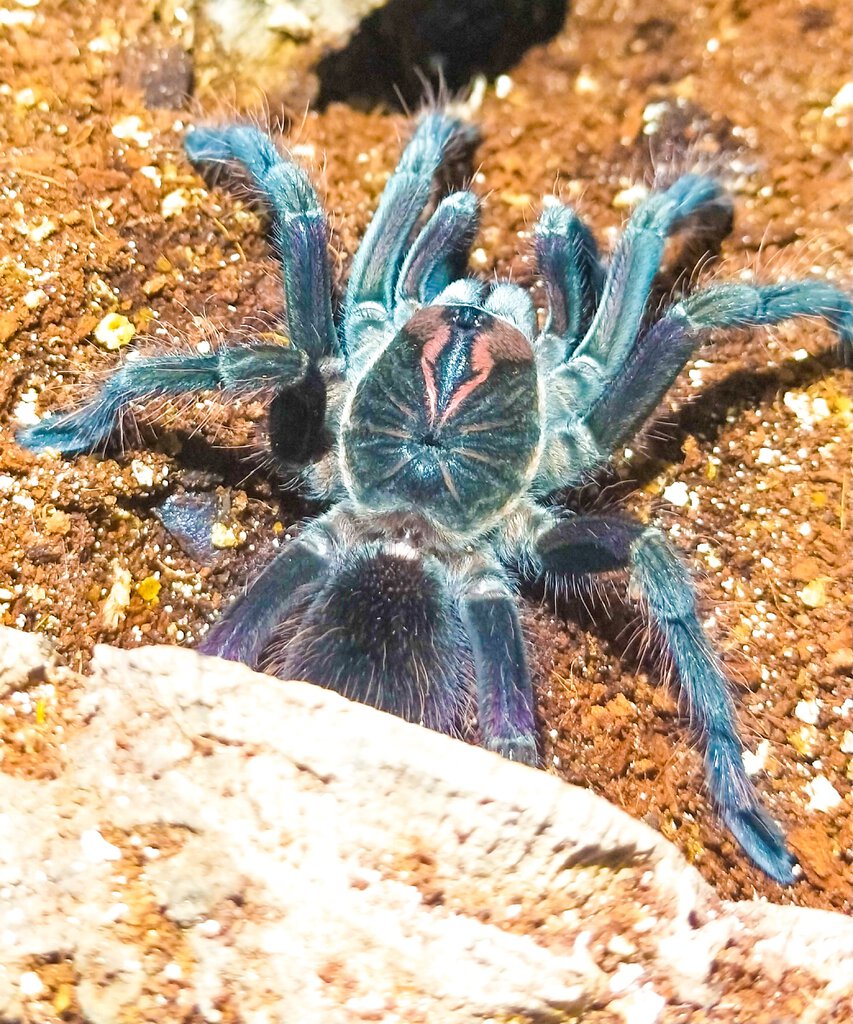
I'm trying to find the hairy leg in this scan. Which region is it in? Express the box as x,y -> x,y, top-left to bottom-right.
185,124 -> 338,361
394,190 -> 480,315
458,571 -> 538,766
586,280 -> 853,452
571,175 -> 732,373
17,342 -> 309,454
534,513 -> 797,884
344,112 -> 477,320
534,203 -> 605,358
199,525 -> 334,668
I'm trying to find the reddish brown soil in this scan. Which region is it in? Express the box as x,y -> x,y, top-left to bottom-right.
1,0 -> 850,922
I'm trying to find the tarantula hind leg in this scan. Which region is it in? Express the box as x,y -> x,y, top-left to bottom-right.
535,514 -> 797,884
198,527 -> 333,668
17,342 -> 309,455
458,572 -> 538,766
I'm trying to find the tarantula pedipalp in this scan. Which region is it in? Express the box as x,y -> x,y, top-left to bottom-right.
18,113 -> 852,884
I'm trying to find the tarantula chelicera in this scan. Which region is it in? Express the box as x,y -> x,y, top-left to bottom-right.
19,113 -> 852,883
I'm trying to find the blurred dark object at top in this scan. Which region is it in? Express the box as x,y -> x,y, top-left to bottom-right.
198,0 -> 568,113
316,0 -> 568,109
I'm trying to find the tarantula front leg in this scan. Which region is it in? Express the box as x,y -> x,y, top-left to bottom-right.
344,113 -> 477,338
184,124 -> 338,361
534,204 -> 605,360
567,176 -> 732,376
393,190 -> 480,322
458,571 -> 538,766
17,342 -> 309,454
534,513 -> 797,884
199,525 -> 334,667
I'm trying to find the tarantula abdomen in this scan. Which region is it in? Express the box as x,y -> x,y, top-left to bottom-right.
265,543 -> 471,735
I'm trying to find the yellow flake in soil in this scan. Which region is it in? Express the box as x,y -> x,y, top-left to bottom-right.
94,312 -> 135,351
798,579 -> 827,609
136,576 -> 161,603
211,522 -> 241,549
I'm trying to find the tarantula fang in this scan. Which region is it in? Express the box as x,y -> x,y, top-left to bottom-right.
18,112 -> 852,884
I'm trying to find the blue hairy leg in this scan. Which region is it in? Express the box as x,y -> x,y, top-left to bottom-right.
458,572 -> 537,765
267,543 -> 470,734
535,514 -> 796,884
586,280 -> 853,452
199,527 -> 333,668
571,176 -> 732,375
534,203 -> 604,357
17,343 -> 308,455
344,112 -> 478,321
184,125 -> 338,361
395,191 -> 480,310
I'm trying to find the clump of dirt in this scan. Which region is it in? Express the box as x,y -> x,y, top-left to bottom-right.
1,0 -> 850,921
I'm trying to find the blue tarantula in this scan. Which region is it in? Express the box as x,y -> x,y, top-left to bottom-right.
19,113 -> 852,884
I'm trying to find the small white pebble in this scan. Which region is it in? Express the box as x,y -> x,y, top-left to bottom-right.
23,288 -> 48,309
18,972 -> 42,997
495,74 -> 513,99
804,775 -> 842,813
742,739 -> 770,776
80,828 -> 122,863
609,961 -> 645,994
112,114 -> 152,148
162,188 -> 190,219
662,481 -> 689,507
611,985 -> 666,1024
574,70 -> 599,94
840,731 -> 853,754
163,962 -> 183,981
794,700 -> 821,725
131,459 -> 155,488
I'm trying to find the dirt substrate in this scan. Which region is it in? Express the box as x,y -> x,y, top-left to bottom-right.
0,0 -> 851,922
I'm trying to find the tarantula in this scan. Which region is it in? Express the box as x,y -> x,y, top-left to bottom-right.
18,112 -> 852,884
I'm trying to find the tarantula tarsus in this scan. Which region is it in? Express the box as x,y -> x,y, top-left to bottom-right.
19,112 -> 852,884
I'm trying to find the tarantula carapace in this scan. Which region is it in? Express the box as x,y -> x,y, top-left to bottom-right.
18,113 -> 852,884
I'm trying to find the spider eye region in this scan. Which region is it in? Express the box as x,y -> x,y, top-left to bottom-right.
343,304 -> 541,533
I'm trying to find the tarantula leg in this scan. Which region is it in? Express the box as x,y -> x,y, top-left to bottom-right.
184,125 -> 338,361
17,343 -> 309,455
585,280 -> 853,452
572,175 -> 732,374
394,191 -> 480,314
199,529 -> 333,668
458,573 -> 538,766
534,203 -> 605,356
535,514 -> 797,884
344,112 -> 477,319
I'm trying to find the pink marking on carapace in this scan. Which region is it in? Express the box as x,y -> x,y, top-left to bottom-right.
419,321 -> 452,426
439,318 -> 534,425
409,307 -> 535,427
